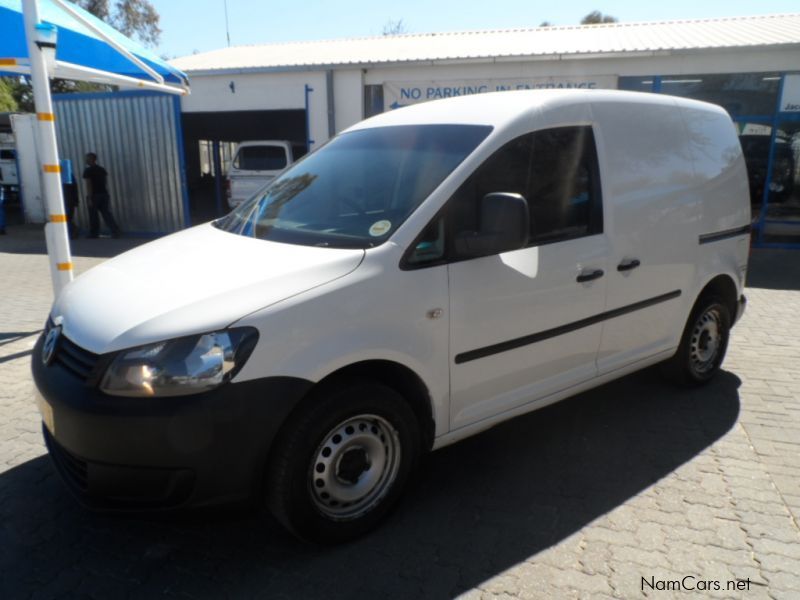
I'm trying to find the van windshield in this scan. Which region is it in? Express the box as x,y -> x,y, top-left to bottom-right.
213,124 -> 492,248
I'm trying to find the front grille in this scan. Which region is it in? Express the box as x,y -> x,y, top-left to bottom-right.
45,318 -> 101,382
44,427 -> 89,492
55,335 -> 100,381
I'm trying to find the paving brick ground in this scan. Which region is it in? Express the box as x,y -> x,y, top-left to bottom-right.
1,224 -> 799,599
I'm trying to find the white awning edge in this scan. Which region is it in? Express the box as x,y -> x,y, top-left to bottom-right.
55,61 -> 189,94
0,60 -> 190,95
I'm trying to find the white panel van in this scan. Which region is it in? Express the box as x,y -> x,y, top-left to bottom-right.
32,90 -> 750,543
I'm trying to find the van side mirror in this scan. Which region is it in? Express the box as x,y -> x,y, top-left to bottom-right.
454,193 -> 530,258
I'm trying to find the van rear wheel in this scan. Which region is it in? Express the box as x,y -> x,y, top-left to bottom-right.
266,380 -> 420,544
662,295 -> 731,386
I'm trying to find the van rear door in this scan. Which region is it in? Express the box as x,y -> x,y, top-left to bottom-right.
591,99 -> 697,374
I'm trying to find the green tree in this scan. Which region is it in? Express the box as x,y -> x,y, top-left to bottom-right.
78,0 -> 110,21
382,18 -> 408,36
581,10 -> 619,24
75,0 -> 161,47
0,78 -> 17,111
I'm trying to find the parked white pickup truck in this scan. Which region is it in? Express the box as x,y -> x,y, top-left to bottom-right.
226,140 -> 294,210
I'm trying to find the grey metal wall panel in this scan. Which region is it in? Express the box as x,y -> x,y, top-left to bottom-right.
54,92 -> 186,234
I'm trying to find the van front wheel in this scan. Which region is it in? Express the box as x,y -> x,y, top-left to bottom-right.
266,380 -> 420,544
662,296 -> 731,386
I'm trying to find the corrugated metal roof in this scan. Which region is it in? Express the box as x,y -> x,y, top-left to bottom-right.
171,14 -> 800,74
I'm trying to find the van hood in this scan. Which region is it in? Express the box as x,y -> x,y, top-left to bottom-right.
52,223 -> 364,354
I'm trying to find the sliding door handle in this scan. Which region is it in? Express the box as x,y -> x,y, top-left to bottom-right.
576,269 -> 604,283
617,259 -> 641,272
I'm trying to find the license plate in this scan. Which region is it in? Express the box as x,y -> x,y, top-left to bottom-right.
35,391 -> 55,435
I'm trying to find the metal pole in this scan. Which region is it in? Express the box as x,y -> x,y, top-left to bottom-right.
224,0 -> 231,47
212,140 -> 223,216
22,0 -> 73,296
326,70 -> 335,138
304,84 -> 314,152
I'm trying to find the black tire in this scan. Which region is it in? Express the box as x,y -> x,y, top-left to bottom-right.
661,295 -> 731,386
266,379 -> 421,544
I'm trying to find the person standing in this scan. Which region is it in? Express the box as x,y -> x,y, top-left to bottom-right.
83,152 -> 121,238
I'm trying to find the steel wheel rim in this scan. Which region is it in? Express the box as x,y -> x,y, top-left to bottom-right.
690,307 -> 722,375
309,414 -> 401,521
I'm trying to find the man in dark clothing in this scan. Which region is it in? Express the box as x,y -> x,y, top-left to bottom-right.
83,152 -> 121,238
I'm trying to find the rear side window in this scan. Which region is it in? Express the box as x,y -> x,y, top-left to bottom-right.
234,146 -> 287,171
527,127 -> 602,245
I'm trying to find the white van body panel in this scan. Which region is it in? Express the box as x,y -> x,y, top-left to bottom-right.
51,224 -> 363,354
232,242 -> 452,436
448,235 -> 610,429
227,140 -> 293,209
680,98 -> 751,302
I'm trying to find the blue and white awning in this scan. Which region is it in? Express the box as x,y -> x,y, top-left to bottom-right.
0,0 -> 189,94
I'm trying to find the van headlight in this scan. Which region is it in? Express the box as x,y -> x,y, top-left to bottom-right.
100,328 -> 259,397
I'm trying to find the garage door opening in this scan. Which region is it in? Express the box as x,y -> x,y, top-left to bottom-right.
182,110 -> 307,224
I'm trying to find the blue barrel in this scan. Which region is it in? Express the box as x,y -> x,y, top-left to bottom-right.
60,159 -> 73,184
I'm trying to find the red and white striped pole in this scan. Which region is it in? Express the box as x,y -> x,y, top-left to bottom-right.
22,0 -> 73,297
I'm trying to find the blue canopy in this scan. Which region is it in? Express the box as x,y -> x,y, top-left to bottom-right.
0,0 -> 188,91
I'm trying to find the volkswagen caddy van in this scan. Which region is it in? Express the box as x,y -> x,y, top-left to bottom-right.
33,90 -> 750,543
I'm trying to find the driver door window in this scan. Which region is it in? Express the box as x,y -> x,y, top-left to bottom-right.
405,126 -> 602,266
448,126 -> 602,257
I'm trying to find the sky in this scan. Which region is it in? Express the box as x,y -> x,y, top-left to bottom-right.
150,0 -> 800,59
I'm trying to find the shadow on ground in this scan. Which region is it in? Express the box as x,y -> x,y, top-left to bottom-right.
0,331 -> 42,346
0,369 -> 740,599
0,224 -> 152,259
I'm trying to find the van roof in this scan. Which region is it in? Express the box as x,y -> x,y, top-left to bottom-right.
348,89 -> 725,132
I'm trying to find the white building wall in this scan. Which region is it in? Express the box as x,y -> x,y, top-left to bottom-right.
363,47 -> 800,85
305,73 -> 330,150
180,70 -> 331,150
180,46 -> 800,142
333,69 -> 364,132
181,71 -> 307,111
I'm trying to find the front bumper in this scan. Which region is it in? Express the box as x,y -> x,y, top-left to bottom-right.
31,332 -> 312,510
